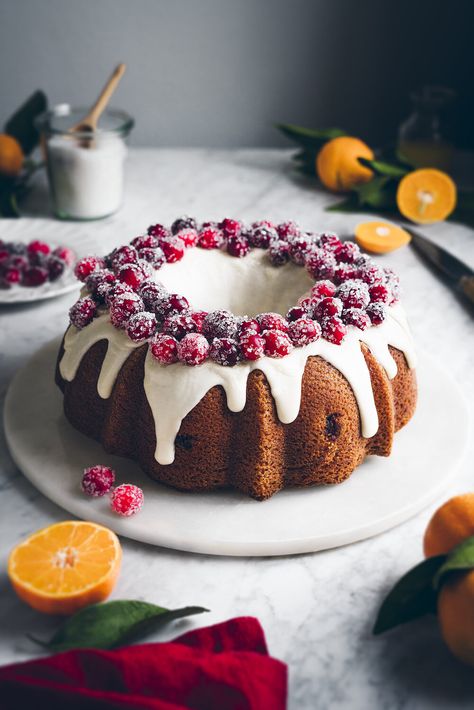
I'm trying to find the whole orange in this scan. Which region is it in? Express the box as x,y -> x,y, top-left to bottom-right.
316,136 -> 374,193
423,493 -> 474,558
0,133 -> 24,177
438,570 -> 474,666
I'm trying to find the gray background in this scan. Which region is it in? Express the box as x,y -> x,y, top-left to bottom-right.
0,0 -> 473,148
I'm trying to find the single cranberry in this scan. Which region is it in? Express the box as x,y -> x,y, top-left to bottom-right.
257,312 -> 288,332
176,228 -> 198,248
177,332 -> 210,366
336,242 -> 360,263
369,283 -> 390,304
69,297 -> 97,328
105,281 -> 134,307
117,263 -> 148,289
319,232 -> 342,251
22,266 -> 48,287
47,255 -> 66,281
81,465 -> 115,497
155,293 -> 190,319
161,236 -> 185,263
202,309 -> 238,340
8,255 -> 29,270
342,308 -> 371,330
147,223 -> 170,239
359,264 -> 384,286
314,297 -> 343,320
239,318 -> 261,335
138,246 -> 166,267
86,268 -> 115,294
277,221 -> 300,240
240,333 -> 265,360
248,225 -> 278,248
227,235 -> 250,258
306,248 -> 337,279
366,302 -> 386,325
336,280 -> 370,309
297,296 -> 314,312
74,255 -> 104,282
162,313 -> 197,339
321,316 -> 347,345
288,234 -> 312,265
126,311 -> 157,342
190,310 -> 208,332
3,267 -> 21,284
131,234 -> 159,250
198,226 -> 224,249
109,292 -> 144,328
0,248 -> 10,264
286,305 -> 306,322
219,218 -> 242,238
171,216 -> 197,234
111,245 -> 138,271
210,337 -> 241,366
268,239 -> 290,265
252,219 -> 276,231
311,280 -> 336,300
110,484 -> 144,516
27,240 -> 51,257
334,264 -> 360,283
288,317 -> 322,346
262,329 -> 293,358
150,333 -> 179,364
138,281 -> 168,310
53,246 -> 75,265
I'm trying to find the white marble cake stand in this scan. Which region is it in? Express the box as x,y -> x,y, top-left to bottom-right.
4,338 -> 470,556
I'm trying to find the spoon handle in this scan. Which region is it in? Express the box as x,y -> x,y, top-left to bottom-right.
87,63 -> 126,127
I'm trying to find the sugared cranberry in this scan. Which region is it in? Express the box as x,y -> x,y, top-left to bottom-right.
252,219 -> 276,231
366,302 -> 386,325
137,246 -> 166,268
3,267 -> 21,284
81,465 -> 115,497
161,236 -> 185,263
147,223 -> 170,240
117,263 -> 148,289
258,312 -> 288,332
47,256 -> 66,281
262,330 -> 293,358
22,266 -> 48,287
210,337 -> 241,366
171,216 -> 197,234
162,313 -> 197,339
369,283 -> 390,304
74,255 -> 104,282
227,235 -> 250,258
268,239 -> 290,265
111,245 -> 138,271
319,232 -> 342,251
342,308 -> 371,330
277,221 -> 300,240
8,255 -> 29,270
126,311 -> 157,342
297,296 -> 314,312
53,246 -> 75,265
138,281 -> 168,310
177,332 -> 210,366
86,268 -> 115,294
288,234 -> 312,265
219,218 -> 242,238
110,484 -> 144,517
131,234 -> 159,250
359,264 -> 384,286
336,280 -> 370,309
7,242 -> 27,256
239,318 -> 261,336
176,228 -> 198,248
306,248 -> 337,279
190,310 -> 208,332
311,280 -> 336,300
288,317 -> 321,346
110,292 -> 144,328
105,281 -> 134,307
202,309 -> 238,340
336,242 -> 360,263
314,297 -> 343,320
27,240 -> 50,257
334,264 -> 360,283
321,316 -> 347,345
248,225 -> 277,248
69,297 -> 97,328
240,333 -> 265,360
384,268 -> 401,304
286,306 -> 306,322
150,333 -> 179,364
0,248 -> 10,264
198,226 -> 224,250
155,293 -> 190,320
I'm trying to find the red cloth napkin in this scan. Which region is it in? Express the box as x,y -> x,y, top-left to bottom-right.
0,616 -> 287,709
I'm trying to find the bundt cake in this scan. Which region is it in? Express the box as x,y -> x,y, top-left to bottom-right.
56,217 -> 417,500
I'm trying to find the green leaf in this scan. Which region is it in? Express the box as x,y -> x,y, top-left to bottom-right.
358,157 -> 409,178
4,90 -> 48,155
32,600 -> 208,652
354,176 -> 398,210
433,536 -> 474,589
373,556 -> 445,635
276,123 -> 346,148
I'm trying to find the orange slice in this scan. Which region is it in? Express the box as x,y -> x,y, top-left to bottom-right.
355,220 -> 411,254
396,168 -> 457,224
8,521 -> 122,615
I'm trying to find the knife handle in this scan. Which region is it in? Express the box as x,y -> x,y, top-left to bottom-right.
458,275 -> 474,306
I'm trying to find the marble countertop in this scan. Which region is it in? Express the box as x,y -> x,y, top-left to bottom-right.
1,149 -> 474,709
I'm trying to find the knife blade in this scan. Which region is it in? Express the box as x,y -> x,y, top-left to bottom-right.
407,228 -> 474,307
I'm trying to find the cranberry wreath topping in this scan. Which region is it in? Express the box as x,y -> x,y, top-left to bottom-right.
69,217 -> 401,366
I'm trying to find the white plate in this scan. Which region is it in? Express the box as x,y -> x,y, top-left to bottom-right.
4,339 -> 470,556
0,220 -> 80,304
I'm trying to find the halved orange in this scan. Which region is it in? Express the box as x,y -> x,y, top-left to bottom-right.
355,220 -> 411,254
396,168 -> 457,224
8,521 -> 122,615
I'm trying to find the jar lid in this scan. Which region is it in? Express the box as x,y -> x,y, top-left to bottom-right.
35,104 -> 134,137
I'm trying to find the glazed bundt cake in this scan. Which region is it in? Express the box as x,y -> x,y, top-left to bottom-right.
56,217 -> 417,500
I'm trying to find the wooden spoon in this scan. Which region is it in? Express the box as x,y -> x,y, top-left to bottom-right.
70,63 -> 126,136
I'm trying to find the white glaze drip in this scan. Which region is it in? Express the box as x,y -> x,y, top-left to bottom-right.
59,305 -> 416,465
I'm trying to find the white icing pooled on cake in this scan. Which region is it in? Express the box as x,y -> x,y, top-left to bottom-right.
59,304 -> 416,466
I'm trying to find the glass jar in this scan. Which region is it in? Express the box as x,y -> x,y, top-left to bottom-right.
35,105 -> 134,220
398,86 -> 455,171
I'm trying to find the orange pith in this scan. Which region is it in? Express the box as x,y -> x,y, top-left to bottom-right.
8,521 -> 122,615
355,221 -> 411,254
396,168 -> 456,224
